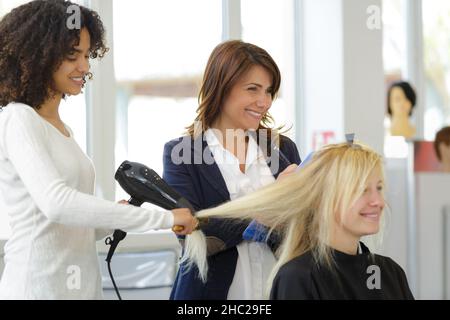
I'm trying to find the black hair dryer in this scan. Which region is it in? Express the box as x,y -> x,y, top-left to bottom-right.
105,160 -> 196,263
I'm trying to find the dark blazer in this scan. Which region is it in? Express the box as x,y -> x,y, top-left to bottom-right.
163,134 -> 301,300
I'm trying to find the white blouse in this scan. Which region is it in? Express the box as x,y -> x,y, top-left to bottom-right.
0,103 -> 174,299
205,129 -> 276,300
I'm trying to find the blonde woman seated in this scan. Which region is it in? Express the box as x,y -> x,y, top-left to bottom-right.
182,141 -> 414,299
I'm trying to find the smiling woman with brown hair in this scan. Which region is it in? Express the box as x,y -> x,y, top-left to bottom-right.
0,0 -> 196,299
164,40 -> 301,300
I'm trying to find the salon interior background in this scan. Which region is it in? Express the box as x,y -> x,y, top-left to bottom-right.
1,0 -> 450,299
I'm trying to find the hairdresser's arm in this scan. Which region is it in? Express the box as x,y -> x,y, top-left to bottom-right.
95,200 -> 130,240
2,107 -> 175,233
95,201 -> 131,241
163,141 -> 249,254
231,138 -> 302,249
200,217 -> 250,255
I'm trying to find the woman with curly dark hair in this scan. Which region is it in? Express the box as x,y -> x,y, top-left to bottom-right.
0,0 -> 197,299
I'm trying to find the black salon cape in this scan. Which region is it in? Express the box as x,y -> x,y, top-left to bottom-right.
270,242 -> 414,300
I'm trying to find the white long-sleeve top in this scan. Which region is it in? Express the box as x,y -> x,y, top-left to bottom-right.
204,129 -> 276,300
0,103 -> 174,299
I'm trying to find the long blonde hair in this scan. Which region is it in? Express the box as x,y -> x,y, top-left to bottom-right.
181,142 -> 385,295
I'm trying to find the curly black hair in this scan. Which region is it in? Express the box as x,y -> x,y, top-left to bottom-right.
0,0 -> 109,109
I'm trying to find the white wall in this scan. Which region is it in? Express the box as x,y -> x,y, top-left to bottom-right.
342,0 -> 385,154
416,174 -> 450,299
301,0 -> 384,154
86,0 -> 117,201
302,0 -> 344,154
382,158 -> 409,274
383,162 -> 450,299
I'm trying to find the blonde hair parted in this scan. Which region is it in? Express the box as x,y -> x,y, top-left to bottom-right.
181,142 -> 385,296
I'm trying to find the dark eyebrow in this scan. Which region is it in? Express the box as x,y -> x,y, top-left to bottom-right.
245,83 -> 263,87
245,83 -> 273,90
71,48 -> 91,54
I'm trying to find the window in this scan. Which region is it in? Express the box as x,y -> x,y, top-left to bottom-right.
112,0 -> 222,200
422,0 -> 450,140
382,0 -> 406,83
241,0 -> 296,136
